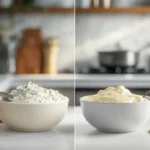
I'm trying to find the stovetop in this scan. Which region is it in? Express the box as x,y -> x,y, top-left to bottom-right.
78,67 -> 148,74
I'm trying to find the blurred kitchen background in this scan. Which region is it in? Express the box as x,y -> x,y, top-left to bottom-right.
2,0 -> 150,106
75,0 -> 150,105
0,0 -> 74,105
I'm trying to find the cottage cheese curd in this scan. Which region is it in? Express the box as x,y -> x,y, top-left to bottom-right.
10,81 -> 69,104
88,86 -> 147,103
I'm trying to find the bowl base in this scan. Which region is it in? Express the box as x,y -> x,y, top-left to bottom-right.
97,129 -> 137,133
7,126 -> 53,132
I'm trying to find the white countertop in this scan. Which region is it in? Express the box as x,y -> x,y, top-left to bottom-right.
76,107 -> 150,150
76,74 -> 150,88
0,107 -> 74,150
0,74 -> 74,90
1,74 -> 150,89
1,106 -> 150,150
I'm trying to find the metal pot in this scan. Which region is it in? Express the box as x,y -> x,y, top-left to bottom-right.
99,43 -> 150,69
99,50 -> 139,68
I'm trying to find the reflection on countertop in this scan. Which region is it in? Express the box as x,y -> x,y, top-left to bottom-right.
76,107 -> 150,150
0,107 -> 74,150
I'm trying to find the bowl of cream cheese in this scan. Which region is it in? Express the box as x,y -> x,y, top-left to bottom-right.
80,86 -> 150,133
0,81 -> 69,132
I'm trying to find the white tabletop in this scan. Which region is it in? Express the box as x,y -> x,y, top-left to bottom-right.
1,106 -> 150,150
76,107 -> 150,150
0,107 -> 74,150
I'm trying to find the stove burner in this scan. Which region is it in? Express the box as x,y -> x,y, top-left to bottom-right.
86,67 -> 146,74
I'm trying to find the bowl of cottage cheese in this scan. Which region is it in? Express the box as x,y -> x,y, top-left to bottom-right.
80,86 -> 150,133
0,82 -> 69,132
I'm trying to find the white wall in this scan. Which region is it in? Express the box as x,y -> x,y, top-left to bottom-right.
0,14 -> 74,72
1,13 -> 150,72
76,14 -> 150,71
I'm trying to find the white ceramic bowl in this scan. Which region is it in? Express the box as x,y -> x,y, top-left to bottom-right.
0,100 -> 68,132
80,96 -> 150,133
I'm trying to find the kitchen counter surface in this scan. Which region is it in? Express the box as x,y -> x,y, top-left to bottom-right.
0,74 -> 74,90
76,74 -> 150,88
76,107 -> 150,150
0,107 -> 74,150
0,106 -> 150,150
1,74 -> 150,89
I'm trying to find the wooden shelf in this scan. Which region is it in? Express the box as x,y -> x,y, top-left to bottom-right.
0,7 -> 74,14
1,7 -> 150,14
76,7 -> 150,14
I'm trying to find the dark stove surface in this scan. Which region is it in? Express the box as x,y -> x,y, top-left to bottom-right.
79,67 -> 147,74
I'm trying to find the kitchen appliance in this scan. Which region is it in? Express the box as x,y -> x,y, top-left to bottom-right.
98,43 -> 150,70
79,66 -> 147,74
99,50 -> 138,68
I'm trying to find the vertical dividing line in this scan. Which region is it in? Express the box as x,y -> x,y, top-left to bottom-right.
74,0 -> 76,150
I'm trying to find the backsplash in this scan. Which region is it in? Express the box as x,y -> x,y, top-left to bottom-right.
76,14 -> 150,72
0,14 -> 74,73
1,13 -> 150,73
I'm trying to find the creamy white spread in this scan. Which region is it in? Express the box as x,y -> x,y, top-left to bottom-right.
9,81 -> 69,104
87,86 -> 148,103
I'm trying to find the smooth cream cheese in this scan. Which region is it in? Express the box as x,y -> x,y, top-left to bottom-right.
87,86 -> 147,103
9,81 -> 69,104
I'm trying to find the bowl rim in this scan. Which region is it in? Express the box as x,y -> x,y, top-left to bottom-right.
0,99 -> 69,105
80,96 -> 150,104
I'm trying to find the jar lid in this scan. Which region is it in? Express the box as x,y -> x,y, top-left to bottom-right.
47,38 -> 58,46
